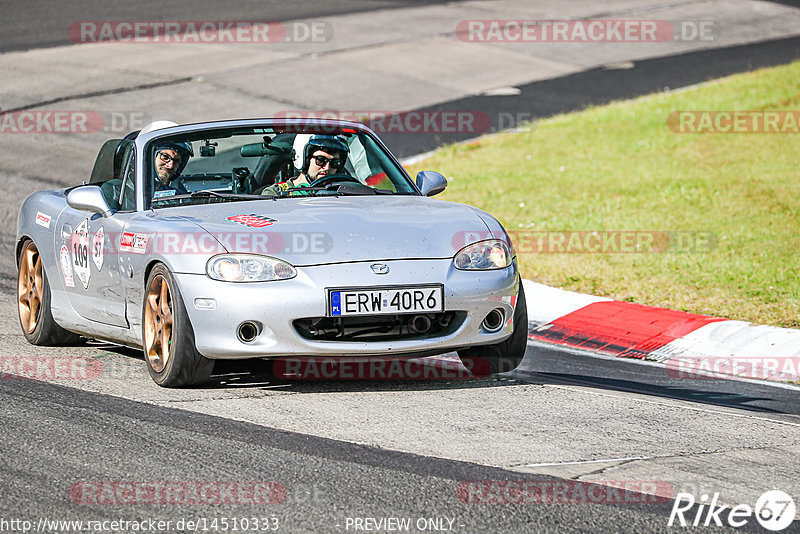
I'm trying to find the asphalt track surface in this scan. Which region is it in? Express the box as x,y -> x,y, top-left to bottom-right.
0,0 -> 468,53
210,339 -> 800,421
2,2 -> 800,533
5,2 -> 800,159
521,342 -> 800,423
0,374 -> 682,533
0,348 -> 791,534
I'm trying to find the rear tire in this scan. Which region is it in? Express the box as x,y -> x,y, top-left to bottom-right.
458,281 -> 528,377
17,239 -> 80,346
142,264 -> 214,387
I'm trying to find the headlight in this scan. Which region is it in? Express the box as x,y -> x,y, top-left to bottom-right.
206,254 -> 297,282
454,239 -> 513,270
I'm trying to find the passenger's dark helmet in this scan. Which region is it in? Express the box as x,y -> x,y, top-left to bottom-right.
301,135 -> 349,173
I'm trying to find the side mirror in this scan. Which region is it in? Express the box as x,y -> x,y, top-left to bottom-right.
67,185 -> 114,217
415,171 -> 447,197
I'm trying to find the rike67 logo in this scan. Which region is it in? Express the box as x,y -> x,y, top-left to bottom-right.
668,490 -> 796,531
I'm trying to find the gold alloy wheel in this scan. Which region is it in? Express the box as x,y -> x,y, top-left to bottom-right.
17,242 -> 43,334
144,273 -> 173,373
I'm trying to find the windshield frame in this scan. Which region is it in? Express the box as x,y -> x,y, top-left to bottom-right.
135,119 -> 421,211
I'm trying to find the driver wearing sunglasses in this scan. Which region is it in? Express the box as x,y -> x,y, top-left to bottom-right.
262,135 -> 349,196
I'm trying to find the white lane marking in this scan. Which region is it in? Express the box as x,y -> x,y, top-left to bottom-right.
524,456 -> 649,467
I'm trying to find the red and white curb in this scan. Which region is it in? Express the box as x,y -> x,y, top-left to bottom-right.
522,279 -> 800,384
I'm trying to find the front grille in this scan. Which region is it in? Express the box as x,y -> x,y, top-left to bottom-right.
293,312 -> 466,342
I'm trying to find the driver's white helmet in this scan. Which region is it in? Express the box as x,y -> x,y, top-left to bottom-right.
139,120 -> 179,135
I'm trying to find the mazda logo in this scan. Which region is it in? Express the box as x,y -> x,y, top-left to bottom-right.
370,263 -> 389,275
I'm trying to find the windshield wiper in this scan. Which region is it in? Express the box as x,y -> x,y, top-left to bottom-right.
273,184 -> 394,198
331,184 -> 377,195
153,190 -> 272,202
189,190 -> 266,200
295,184 -> 383,197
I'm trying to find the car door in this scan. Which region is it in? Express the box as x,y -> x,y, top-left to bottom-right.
54,139 -> 135,328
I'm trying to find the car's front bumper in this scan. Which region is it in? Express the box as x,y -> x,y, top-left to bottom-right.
174,258 -> 520,359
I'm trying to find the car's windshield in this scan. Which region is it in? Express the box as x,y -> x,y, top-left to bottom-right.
146,126 -> 416,207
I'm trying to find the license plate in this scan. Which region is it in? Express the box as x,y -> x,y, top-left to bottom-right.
328,285 -> 444,316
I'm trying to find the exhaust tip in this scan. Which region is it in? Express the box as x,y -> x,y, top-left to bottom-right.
237,321 -> 261,343
482,308 -> 505,333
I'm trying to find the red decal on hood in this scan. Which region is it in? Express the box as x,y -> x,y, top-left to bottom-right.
227,214 -> 276,228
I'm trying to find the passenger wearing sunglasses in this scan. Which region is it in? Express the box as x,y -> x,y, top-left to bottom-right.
153,141 -> 193,198
262,135 -> 349,196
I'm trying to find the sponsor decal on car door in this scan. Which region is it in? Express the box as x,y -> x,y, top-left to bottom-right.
55,209 -> 129,328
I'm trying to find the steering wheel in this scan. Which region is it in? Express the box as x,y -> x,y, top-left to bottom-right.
308,173 -> 363,189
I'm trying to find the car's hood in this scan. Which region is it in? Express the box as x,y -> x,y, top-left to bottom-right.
159,196 -> 494,265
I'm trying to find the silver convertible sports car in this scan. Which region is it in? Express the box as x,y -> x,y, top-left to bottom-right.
16,118 -> 527,387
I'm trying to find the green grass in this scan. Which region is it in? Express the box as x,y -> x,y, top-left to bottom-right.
406,61 -> 800,327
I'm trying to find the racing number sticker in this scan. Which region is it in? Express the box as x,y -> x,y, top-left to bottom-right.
92,227 -> 104,271
72,219 -> 91,289
60,245 -> 74,287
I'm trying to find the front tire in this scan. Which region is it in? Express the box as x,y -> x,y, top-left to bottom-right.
458,281 -> 528,377
17,239 -> 80,345
142,264 -> 214,387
